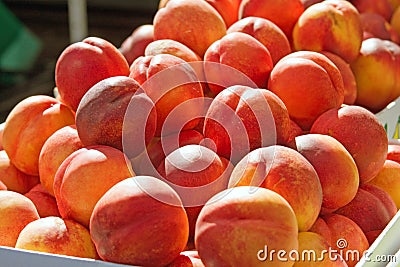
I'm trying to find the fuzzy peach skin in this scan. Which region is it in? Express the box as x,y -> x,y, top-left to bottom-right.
295,134 -> 359,211
167,250 -> 205,267
15,216 -> 97,259
239,0 -> 304,41
268,51 -> 344,130
227,16 -> 291,64
119,24 -> 154,65
153,0 -> 226,58
38,125 -> 84,196
360,13 -> 400,43
204,32 -> 273,95
53,145 -> 134,227
55,37 -> 130,111
145,39 -> 201,62
368,159 -> 400,209
293,0 -> 363,63
350,38 -> 400,113
90,176 -> 189,267
0,190 -> 39,247
2,95 -> 75,176
129,54 -> 203,137
76,76 -> 157,158
0,150 -> 39,194
310,105 -> 388,184
25,184 -> 60,218
350,0 -> 394,22
195,186 -> 298,266
229,145 -> 323,232
157,144 -> 232,240
203,85 -> 291,164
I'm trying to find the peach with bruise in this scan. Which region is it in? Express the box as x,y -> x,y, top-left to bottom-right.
119,24 -> 154,65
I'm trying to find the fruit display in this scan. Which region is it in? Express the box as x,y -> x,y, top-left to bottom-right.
1,0 -> 400,266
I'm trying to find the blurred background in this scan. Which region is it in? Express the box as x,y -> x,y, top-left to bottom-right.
0,0 -> 159,122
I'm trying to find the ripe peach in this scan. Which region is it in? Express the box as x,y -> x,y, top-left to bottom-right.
0,190 -> 39,247
90,176 -> 189,267
204,32 -> 273,95
195,186 -> 298,266
39,125 -> 84,196
2,95 -> 75,176
55,37 -> 130,111
360,13 -> 400,43
25,184 -> 60,218
361,183 -> 397,217
153,0 -> 226,58
76,76 -> 157,158
229,145 -> 323,232
239,0 -> 304,41
227,17 -> 291,64
53,145 -> 134,227
15,217 -> 97,259
310,105 -> 388,183
145,39 -> 201,62
350,38 -> 400,112
351,0 -> 393,22
268,51 -> 344,130
167,251 -> 205,267
203,85 -> 290,164
204,0 -> 240,28
0,150 -> 39,194
119,24 -> 154,65
295,134 -> 359,210
293,0 -> 363,63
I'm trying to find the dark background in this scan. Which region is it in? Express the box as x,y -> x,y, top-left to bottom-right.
0,0 -> 159,122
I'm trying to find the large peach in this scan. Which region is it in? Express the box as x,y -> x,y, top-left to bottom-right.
0,190 -> 39,247
204,32 -> 273,95
268,51 -> 344,130
350,38 -> 400,112
227,17 -> 291,64
2,95 -> 75,176
153,0 -> 226,58
53,145 -> 134,227
295,134 -> 359,210
239,0 -> 304,41
145,39 -> 201,62
119,24 -> 154,65
76,76 -> 157,158
55,37 -> 130,111
350,0 -> 394,22
195,186 -> 298,266
25,184 -> 60,218
229,145 -> 323,232
38,125 -> 84,196
15,216 -> 97,259
90,176 -> 189,267
129,54 -> 203,137
293,0 -> 363,63
310,105 -> 388,183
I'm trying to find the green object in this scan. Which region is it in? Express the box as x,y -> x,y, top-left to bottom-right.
0,1 -> 42,73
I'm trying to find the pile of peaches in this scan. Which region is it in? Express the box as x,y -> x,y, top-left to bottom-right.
1,0 -> 400,266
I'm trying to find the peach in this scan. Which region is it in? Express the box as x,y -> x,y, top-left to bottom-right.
387,144 -> 400,163
167,251 -> 205,267
0,190 -> 39,247
350,38 -> 400,112
365,230 -> 382,245
25,185 -> 60,218
227,17 -> 291,64
310,105 -> 388,183
55,37 -> 130,111
39,125 -> 84,196
129,54 -> 203,137
239,0 -> 304,41
350,0 -> 393,22
293,0 -> 363,63
15,217 -> 97,259
295,134 -> 359,210
145,39 -> 201,62
286,119 -> 304,146
360,13 -> 400,43
309,217 -> 333,245
203,86 -> 290,164
204,32 -> 273,95
268,51 -> 344,130
361,183 -> 397,217
53,145 -> 134,227
321,51 -> 357,105
0,150 -> 39,194
119,24 -> 154,65
75,76 -> 157,158
2,95 -> 75,176
229,145 -> 323,232
153,0 -> 226,58
157,144 -> 232,239
195,186 -> 298,266
368,159 -> 400,208
90,176 -> 189,267
389,0 -> 400,10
